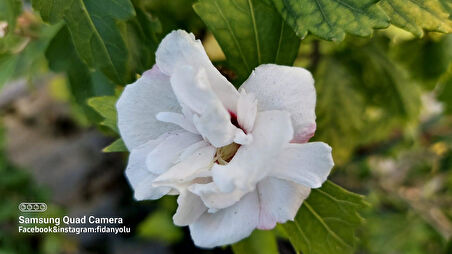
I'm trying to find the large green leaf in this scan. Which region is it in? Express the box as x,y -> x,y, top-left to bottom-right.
33,0 -> 135,84
281,181 -> 368,254
194,0 -> 300,80
231,230 -> 278,254
270,0 -> 389,41
379,0 -> 452,37
46,26 -> 115,122
63,0 -> 135,84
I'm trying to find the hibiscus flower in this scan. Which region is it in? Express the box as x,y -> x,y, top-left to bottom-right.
117,30 -> 334,248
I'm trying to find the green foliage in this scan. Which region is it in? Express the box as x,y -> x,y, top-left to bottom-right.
314,36 -> 421,163
393,34 -> 452,89
0,0 -> 22,34
281,181 -> 368,254
379,0 -> 452,37
438,66 -> 452,114
87,96 -> 119,133
102,138 -> 127,153
271,0 -> 389,41
137,210 -> 183,244
231,230 -> 278,254
194,0 -> 300,80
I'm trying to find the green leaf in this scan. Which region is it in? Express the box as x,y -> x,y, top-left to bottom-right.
194,0 -> 300,80
125,6 -> 161,74
281,181 -> 368,254
379,0 -> 452,37
33,0 -> 136,84
231,230 -> 278,254
103,139 -> 127,152
270,0 -> 389,41
87,96 -> 118,133
32,0 -> 69,24
62,0 -> 135,84
46,26 -> 115,122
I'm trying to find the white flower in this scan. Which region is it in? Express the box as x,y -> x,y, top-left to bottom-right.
117,30 -> 334,248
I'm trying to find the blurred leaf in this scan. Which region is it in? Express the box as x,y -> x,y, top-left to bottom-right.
232,230 -> 278,254
137,210 -> 183,244
0,0 -> 22,33
315,37 -> 421,163
144,0 -> 204,36
125,6 -> 161,74
194,0 -> 300,80
281,181 -> 368,254
379,0 -> 452,37
87,96 -> 118,133
438,66 -> 452,114
271,0 -> 389,41
32,0 -> 68,24
393,34 -> 452,89
103,138 -> 127,152
315,58 -> 366,163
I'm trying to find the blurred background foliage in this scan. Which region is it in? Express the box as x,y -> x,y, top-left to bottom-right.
0,0 -> 451,253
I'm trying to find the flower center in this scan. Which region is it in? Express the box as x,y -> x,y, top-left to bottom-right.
215,143 -> 240,165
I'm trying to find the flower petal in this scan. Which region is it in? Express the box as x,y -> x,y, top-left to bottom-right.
241,64 -> 317,143
153,144 -> 216,187
125,134 -> 172,201
173,191 -> 207,226
156,30 -> 239,111
257,177 -> 310,230
156,112 -> 198,134
117,65 -> 181,150
212,110 -> 294,193
269,142 -> 334,188
237,89 -> 257,133
188,182 -> 246,210
170,65 -> 237,147
189,191 -> 259,248
146,131 -> 202,175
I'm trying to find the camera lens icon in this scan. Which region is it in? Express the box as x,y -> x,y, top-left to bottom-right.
19,203 -> 47,212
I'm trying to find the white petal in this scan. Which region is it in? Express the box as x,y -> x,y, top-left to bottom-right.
117,65 -> 181,150
212,110 -> 294,193
173,191 -> 207,226
156,30 -> 239,112
189,191 -> 259,248
241,64 -> 317,143
153,145 -> 216,187
156,112 -> 198,134
125,134 -> 172,201
146,131 -> 202,175
269,142 -> 334,188
237,89 -> 257,133
188,182 -> 246,210
171,65 -> 237,147
257,177 -> 310,230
